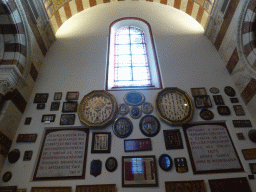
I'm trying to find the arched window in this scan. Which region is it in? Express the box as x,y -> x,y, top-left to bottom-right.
106,18 -> 162,90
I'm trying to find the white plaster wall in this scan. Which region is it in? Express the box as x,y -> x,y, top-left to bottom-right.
1,2 -> 256,191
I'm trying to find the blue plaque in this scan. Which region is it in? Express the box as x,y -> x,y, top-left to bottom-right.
90,160 -> 102,177
124,92 -> 145,106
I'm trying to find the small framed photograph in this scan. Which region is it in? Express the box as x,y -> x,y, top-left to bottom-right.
17,189 -> 27,192
213,95 -> 225,105
122,155 -> 158,187
41,114 -> 56,122
54,92 -> 62,100
24,117 -> 32,125
66,91 -> 79,100
23,150 -> 33,161
237,133 -> 245,140
0,186 -> 17,192
62,101 -> 78,112
191,88 -> 207,97
37,103 -> 45,110
60,114 -> 76,125
50,101 -> 60,111
163,129 -> 183,150
124,138 -> 152,152
230,98 -> 239,103
33,93 -> 49,103
249,163 -> 256,174
194,95 -> 212,108
91,132 -> 111,153
233,105 -> 245,116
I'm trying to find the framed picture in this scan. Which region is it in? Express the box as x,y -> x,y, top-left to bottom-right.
208,177 -> 252,192
213,95 -> 225,105
54,92 -> 62,100
62,101 -> 78,112
76,184 -> 116,192
249,163 -> 256,174
163,129 -> 183,150
17,189 -> 27,192
122,155 -> 158,187
60,114 -> 76,125
33,93 -> 49,103
165,180 -> 206,192
50,101 -> 60,111
37,103 -> 45,110
242,148 -> 256,160
191,87 -> 207,97
0,186 -> 17,192
66,91 -> 79,100
194,95 -> 212,108
91,132 -> 111,153
233,105 -> 245,116
118,103 -> 129,115
233,120 -> 252,127
33,127 -> 89,181
139,115 -> 160,137
124,138 -> 152,152
31,187 -> 72,192
183,122 -> 244,174
41,114 -> 56,122
230,97 -> 239,103
236,133 -> 245,140
217,106 -> 231,115
24,117 -> 32,125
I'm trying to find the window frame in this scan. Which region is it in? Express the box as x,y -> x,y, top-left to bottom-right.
106,17 -> 162,91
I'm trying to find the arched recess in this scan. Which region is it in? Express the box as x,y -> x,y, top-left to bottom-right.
43,0 -> 215,34
0,0 -> 30,96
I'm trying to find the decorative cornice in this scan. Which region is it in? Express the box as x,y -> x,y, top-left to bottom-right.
237,0 -> 256,79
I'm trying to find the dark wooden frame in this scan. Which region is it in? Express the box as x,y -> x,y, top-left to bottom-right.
60,114 -> 76,125
62,101 -> 78,112
33,127 -> 89,181
66,91 -> 79,100
24,117 -> 32,125
31,187 -> 72,192
217,106 -> 231,115
33,93 -> 49,103
163,129 -> 183,150
41,114 -> 56,122
124,138 -> 152,152
183,122 -> 244,174
50,101 -> 60,111
233,105 -> 245,116
194,95 -> 212,108
37,103 -> 45,110
213,95 -> 225,105
91,132 -> 111,153
122,155 -> 158,187
190,87 -> 207,97
0,186 -> 17,192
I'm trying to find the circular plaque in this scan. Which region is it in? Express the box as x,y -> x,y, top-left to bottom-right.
124,91 -> 145,106
113,117 -> 133,138
159,154 -> 173,171
200,109 -> 214,120
78,90 -> 117,128
155,87 -> 194,126
118,103 -> 129,115
2,171 -> 12,182
224,86 -> 236,97
209,87 -> 219,94
248,129 -> 256,143
105,157 -> 118,172
139,115 -> 160,137
8,149 -> 20,164
130,106 -> 142,119
141,102 -> 154,114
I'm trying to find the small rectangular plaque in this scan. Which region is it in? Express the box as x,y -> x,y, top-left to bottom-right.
16,134 -> 37,143
165,180 -> 206,192
124,138 -> 152,152
163,129 -> 183,150
233,120 -> 252,127
76,184 -> 116,192
242,148 -> 256,160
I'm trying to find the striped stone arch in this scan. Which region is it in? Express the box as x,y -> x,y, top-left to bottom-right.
46,0 -> 214,33
0,0 -> 30,75
237,0 -> 256,79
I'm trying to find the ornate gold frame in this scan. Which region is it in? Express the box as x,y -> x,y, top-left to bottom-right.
78,90 -> 117,128
154,87 -> 194,126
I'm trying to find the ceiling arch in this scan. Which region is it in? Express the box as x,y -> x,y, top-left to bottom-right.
43,0 -> 214,33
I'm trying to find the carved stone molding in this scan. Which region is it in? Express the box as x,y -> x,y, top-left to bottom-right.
0,66 -> 27,95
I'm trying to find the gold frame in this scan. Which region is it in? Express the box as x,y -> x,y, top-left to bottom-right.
78,90 -> 117,128
31,187 -> 72,192
155,87 -> 194,126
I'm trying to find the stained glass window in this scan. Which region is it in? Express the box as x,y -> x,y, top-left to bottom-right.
113,26 -> 152,88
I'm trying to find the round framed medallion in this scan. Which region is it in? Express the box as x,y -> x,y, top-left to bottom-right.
105,157 -> 118,172
159,154 -> 173,171
113,117 -> 133,138
224,86 -> 236,97
209,87 -> 219,94
118,103 -> 129,115
139,115 -> 160,137
130,106 -> 142,119
155,87 -> 194,126
124,91 -> 145,106
8,149 -> 20,164
200,109 -> 214,120
2,171 -> 12,182
78,90 -> 117,128
141,102 -> 153,114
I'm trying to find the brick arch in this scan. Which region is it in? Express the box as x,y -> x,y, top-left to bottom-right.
0,1 -> 27,74
45,0 -> 214,33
